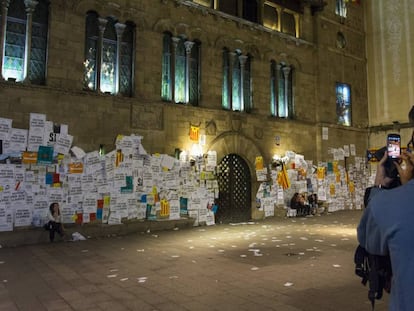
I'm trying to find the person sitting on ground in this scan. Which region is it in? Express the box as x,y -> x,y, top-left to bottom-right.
47,202 -> 65,242
290,193 -> 310,217
308,193 -> 318,215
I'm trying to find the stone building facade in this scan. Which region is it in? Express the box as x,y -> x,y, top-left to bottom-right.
0,0 -> 368,220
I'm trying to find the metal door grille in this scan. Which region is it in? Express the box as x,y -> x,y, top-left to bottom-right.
216,154 -> 251,223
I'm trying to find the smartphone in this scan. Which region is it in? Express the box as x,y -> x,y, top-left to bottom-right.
387,133 -> 401,160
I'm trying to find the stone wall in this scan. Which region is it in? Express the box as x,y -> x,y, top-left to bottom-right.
0,0 -> 369,218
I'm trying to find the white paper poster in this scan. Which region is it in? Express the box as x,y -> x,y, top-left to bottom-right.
0,117 -> 12,140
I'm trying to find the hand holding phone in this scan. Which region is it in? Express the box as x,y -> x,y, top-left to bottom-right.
387,133 -> 401,160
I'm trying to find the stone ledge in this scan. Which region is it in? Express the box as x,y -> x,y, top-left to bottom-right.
0,218 -> 195,248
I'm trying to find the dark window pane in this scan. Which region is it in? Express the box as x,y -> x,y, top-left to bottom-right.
100,17 -> 117,93
30,0 -> 49,84
242,0 -> 257,23
8,0 -> 26,19
174,39 -> 186,103
281,11 -> 295,36
161,33 -> 172,101
270,61 -> 276,116
278,65 -> 286,116
4,17 -> 25,81
263,5 -> 278,30
84,11 -> 99,90
189,42 -> 200,106
243,56 -> 251,112
220,0 -> 238,16
119,22 -> 134,96
232,53 -> 241,111
222,48 -> 230,109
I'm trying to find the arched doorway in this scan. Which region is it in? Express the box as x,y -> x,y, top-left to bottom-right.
216,154 -> 251,223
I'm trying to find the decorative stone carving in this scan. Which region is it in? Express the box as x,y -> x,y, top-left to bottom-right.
205,120 -> 217,135
254,127 -> 263,139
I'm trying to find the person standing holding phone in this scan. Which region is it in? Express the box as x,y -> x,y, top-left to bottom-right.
357,144 -> 414,310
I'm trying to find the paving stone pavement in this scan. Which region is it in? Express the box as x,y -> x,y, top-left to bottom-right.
0,210 -> 389,311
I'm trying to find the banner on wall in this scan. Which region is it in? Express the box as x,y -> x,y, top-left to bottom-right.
189,125 -> 199,142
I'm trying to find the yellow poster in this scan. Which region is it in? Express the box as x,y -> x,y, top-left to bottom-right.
255,156 -> 264,170
329,183 -> 336,196
333,161 -> 339,173
160,199 -> 170,217
22,151 -> 38,164
335,172 -> 341,183
68,162 -> 84,174
317,167 -> 325,180
349,181 -> 355,193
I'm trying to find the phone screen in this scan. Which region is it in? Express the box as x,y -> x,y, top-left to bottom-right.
387,134 -> 401,159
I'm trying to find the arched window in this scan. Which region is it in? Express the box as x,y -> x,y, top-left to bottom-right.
222,48 -> 252,112
83,11 -> 135,96
336,82 -> 351,126
335,0 -> 347,18
270,61 -> 293,118
1,0 -> 49,84
161,32 -> 200,106
262,2 -> 300,38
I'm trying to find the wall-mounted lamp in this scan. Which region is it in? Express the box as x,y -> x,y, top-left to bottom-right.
190,143 -> 203,158
179,150 -> 188,162
275,135 -> 281,146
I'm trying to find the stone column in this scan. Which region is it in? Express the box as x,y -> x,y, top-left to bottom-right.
0,0 -> 10,80
276,63 -> 282,115
97,17 -> 107,92
282,65 -> 291,117
256,0 -> 264,25
276,7 -> 282,32
114,22 -> 126,95
184,41 -> 194,103
294,13 -> 300,38
239,54 -> 248,111
23,0 -> 38,83
228,51 -> 235,109
237,0 -> 243,18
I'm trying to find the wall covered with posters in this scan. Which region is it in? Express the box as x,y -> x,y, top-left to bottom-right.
255,147 -> 371,218
0,113 -> 219,231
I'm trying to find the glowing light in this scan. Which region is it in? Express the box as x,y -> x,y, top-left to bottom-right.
190,143 -> 203,157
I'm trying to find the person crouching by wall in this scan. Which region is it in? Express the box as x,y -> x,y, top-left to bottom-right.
47,202 -> 65,242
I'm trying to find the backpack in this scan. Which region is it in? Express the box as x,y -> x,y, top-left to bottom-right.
354,245 -> 392,310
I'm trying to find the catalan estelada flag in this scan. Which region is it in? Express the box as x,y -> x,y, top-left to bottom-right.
189,125 -> 199,141
277,164 -> 291,190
